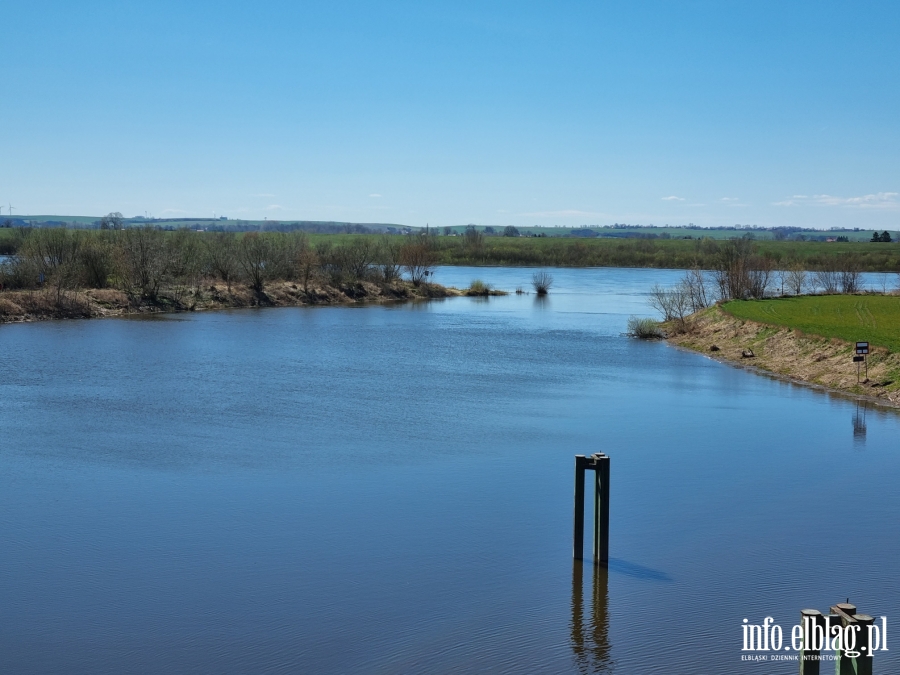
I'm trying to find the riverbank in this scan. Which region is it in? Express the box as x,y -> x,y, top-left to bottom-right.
0,280 -> 485,324
666,304 -> 900,408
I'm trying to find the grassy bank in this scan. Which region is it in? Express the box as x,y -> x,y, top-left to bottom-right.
722,295 -> 900,353
667,303 -> 900,407
665,296 -> 900,407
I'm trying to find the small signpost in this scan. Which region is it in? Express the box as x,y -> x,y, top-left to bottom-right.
854,342 -> 869,382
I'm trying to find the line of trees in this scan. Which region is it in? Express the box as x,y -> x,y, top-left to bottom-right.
648,239 -> 876,328
0,228 -> 438,306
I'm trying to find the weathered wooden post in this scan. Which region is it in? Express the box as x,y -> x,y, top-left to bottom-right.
798,608 -> 824,675
573,456 -> 586,560
832,602 -> 858,675
593,455 -> 610,564
801,601 -> 879,675
827,602 -> 875,675
573,453 -> 610,564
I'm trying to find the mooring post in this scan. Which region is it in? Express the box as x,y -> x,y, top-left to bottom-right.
831,603 -> 858,675
593,455 -> 610,565
573,455 -> 586,560
798,609 -> 823,675
854,614 -> 875,675
574,453 -> 610,564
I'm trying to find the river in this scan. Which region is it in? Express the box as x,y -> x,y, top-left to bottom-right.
0,266 -> 897,673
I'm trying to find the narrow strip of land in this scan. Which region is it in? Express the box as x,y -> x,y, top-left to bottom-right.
0,281 -> 462,324
667,298 -> 900,408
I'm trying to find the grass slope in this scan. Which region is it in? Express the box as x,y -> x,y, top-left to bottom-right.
722,295 -> 900,353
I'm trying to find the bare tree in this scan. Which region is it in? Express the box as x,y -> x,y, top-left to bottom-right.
399,240 -> 437,285
813,269 -> 839,293
297,245 -> 319,293
205,232 -> 239,291
785,265 -> 807,295
236,232 -> 273,293
168,229 -> 204,298
813,256 -> 861,294
79,232 -> 116,288
20,227 -> 81,275
117,226 -> 169,301
648,283 -> 690,330
681,268 -> 711,312
341,238 -> 378,280
376,236 -> 402,283
838,256 -> 862,294
713,239 -> 773,300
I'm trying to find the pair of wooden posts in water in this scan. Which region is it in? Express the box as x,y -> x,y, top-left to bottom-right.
573,453 -> 610,564
572,456 -> 883,674
799,602 -> 880,675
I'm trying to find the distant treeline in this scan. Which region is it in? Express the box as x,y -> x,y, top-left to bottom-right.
4,216 -> 895,242
0,228 -> 438,304
0,213 -> 405,236
3,229 -> 900,301
429,230 -> 900,271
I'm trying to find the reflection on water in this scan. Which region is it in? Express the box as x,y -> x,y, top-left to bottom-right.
571,561 -> 612,674
853,401 -> 867,445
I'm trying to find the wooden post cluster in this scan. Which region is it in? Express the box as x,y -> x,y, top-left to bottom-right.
573,453 -> 610,564
798,602 -> 877,675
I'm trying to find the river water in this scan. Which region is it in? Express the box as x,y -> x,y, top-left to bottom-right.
0,266 -> 897,674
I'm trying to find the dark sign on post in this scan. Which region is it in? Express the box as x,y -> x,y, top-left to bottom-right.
854,342 -> 869,382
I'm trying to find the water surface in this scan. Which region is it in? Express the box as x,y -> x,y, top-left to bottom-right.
1,267 -> 897,673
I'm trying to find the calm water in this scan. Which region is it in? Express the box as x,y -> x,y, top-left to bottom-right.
1,266 -> 898,674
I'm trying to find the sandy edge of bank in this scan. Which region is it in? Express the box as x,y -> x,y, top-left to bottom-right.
664,306 -> 900,410
0,280 -> 501,325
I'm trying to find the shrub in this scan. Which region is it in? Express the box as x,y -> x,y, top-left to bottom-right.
467,279 -> 492,296
532,270 -> 553,295
627,316 -> 664,339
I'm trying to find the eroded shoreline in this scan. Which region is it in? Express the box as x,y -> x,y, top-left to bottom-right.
0,280 -> 486,325
665,305 -> 900,409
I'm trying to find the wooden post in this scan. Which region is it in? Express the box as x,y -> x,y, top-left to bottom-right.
798,609 -> 823,675
831,603 -> 858,675
574,453 -> 610,564
853,614 -> 874,675
594,455 -> 610,565
573,456 -> 586,560
800,602 -> 878,674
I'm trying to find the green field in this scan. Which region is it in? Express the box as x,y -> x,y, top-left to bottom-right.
722,295 -> 900,353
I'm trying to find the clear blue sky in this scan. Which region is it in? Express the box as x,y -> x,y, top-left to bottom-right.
2,1 -> 898,229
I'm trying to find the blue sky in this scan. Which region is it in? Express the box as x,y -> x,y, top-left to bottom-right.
2,1 -> 898,228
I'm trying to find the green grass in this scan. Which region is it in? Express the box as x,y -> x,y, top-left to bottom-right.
722,295 -> 900,353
